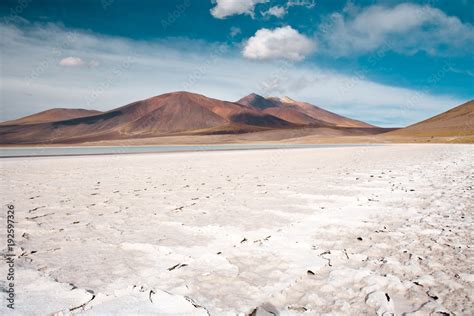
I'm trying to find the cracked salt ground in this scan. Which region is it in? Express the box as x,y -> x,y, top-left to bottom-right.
0,144 -> 473,315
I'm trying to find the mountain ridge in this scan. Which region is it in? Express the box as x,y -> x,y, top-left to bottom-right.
0,91 -> 378,144
0,108 -> 103,126
237,94 -> 374,128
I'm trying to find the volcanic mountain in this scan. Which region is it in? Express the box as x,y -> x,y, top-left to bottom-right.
384,100 -> 474,137
0,91 -> 377,144
237,93 -> 374,128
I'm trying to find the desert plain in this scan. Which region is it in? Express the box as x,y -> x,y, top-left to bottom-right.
0,144 -> 473,315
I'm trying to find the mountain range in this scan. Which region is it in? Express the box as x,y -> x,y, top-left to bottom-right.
0,92 -> 381,144
0,92 -> 472,144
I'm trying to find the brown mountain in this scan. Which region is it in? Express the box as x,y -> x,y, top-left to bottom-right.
237,94 -> 374,128
385,100 -> 474,137
0,91 -> 381,144
0,92 -> 297,144
237,93 -> 279,110
0,108 -> 102,126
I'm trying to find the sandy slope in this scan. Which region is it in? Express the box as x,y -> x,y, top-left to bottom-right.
0,109 -> 103,126
385,100 -> 474,137
0,145 -> 473,315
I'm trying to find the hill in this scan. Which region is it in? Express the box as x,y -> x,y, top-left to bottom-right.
0,108 -> 102,126
385,100 -> 474,137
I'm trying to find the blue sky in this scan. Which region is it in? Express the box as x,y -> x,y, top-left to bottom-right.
0,0 -> 473,126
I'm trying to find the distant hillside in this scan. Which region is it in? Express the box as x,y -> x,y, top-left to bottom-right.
0,108 -> 102,126
385,100 -> 474,137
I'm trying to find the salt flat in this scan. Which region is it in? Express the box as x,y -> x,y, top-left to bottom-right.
0,144 -> 473,315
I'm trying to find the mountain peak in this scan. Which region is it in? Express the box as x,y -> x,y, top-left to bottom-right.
239,92 -> 265,100
281,96 -> 296,103
237,93 -> 276,109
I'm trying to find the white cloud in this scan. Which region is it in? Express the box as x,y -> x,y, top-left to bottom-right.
261,1 -> 314,19
318,3 -> 474,56
0,23 -> 466,127
242,26 -> 316,61
287,0 -> 316,9
262,6 -> 287,18
59,56 -> 84,67
210,0 -> 268,19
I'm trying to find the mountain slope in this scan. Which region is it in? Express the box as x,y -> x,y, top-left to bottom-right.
0,108 -> 103,126
385,100 -> 474,137
269,96 -> 375,128
237,94 -> 374,128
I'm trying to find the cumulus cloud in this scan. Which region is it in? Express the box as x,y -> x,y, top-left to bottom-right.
0,22 -> 465,127
262,6 -> 287,18
243,26 -> 316,61
318,3 -> 474,56
210,0 -> 268,19
59,56 -> 84,67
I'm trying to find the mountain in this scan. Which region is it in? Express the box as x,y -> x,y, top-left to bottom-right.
237,94 -> 374,128
0,91 -> 376,144
0,92 -> 296,144
385,100 -> 474,137
237,93 -> 279,110
0,108 -> 102,126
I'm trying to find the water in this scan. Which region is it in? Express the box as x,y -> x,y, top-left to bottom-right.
0,144 -> 373,158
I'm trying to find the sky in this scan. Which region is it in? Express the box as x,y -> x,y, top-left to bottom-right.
0,0 -> 473,127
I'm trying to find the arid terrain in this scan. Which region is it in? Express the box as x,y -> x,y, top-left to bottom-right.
0,92 -> 378,145
385,100 -> 474,138
1,93 -> 472,146
1,2 -> 472,316
0,144 -> 472,314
